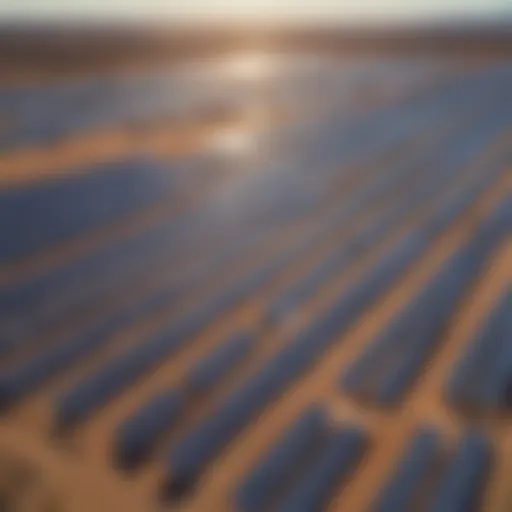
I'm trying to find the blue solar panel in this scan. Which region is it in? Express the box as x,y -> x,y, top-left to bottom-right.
372,428 -> 440,512
276,426 -> 366,512
428,433 -> 491,512
447,289 -> 511,409
236,406 -> 328,512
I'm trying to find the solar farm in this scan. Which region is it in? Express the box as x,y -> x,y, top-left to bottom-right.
0,48 -> 510,511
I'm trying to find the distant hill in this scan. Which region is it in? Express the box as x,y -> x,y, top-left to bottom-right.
0,21 -> 511,77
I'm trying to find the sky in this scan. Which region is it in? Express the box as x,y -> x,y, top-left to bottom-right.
1,0 -> 512,24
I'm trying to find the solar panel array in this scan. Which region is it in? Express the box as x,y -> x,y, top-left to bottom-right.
0,56 -> 510,511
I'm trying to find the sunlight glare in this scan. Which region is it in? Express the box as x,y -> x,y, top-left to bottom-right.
221,52 -> 277,82
209,128 -> 256,158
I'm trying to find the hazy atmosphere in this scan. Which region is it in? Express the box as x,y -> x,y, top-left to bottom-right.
2,0 -> 512,23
